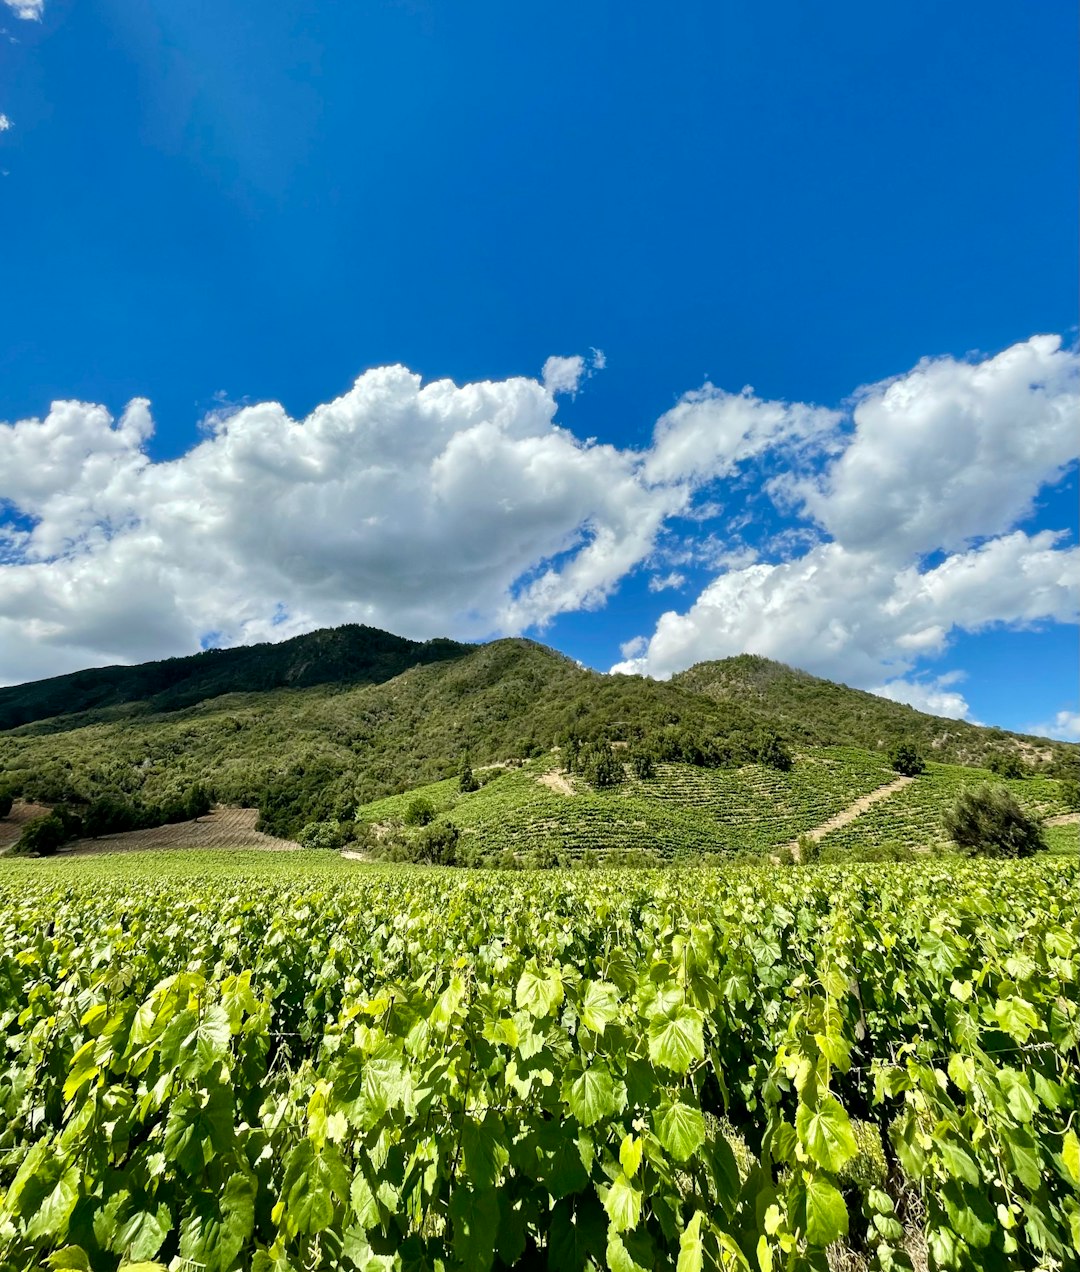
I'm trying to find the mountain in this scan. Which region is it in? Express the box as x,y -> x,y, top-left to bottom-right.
0,624 -> 471,731
672,654 -> 1055,766
0,626 -> 1071,846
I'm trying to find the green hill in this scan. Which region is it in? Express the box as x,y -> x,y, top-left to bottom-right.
673,653 -> 1059,766
351,749 -> 1072,866
0,623 -> 471,731
0,625 -> 1073,852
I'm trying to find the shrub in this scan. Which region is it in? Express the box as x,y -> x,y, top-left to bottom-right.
889,740 -> 926,777
0,790 -> 12,819
752,730 -> 793,772
987,751 -> 1027,780
416,820 -> 461,866
13,813 -> 72,857
404,796 -> 436,827
297,819 -> 351,850
580,741 -> 623,789
944,784 -> 1045,858
629,748 -> 655,780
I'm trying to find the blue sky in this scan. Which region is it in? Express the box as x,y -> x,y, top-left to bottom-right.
1,0 -> 1077,737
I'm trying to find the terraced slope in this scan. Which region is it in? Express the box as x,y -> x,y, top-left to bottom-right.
817,761 -> 1071,855
356,747 -> 900,861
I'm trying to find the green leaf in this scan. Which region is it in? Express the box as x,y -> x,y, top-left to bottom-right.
620,1134 -> 643,1178
163,1088 -> 234,1176
601,1173 -> 643,1234
516,964 -> 564,1018
563,1062 -> 617,1127
648,1006 -> 705,1073
115,1203 -> 172,1263
803,1174 -> 849,1247
1062,1128 -> 1080,1186
448,1185 -> 499,1272
276,1140 -> 348,1237
655,1099 -> 705,1162
548,1193 -> 607,1271
25,1165 -> 80,1242
580,980 -> 620,1033
938,1140 -> 981,1187
992,996 -> 1040,1044
607,1231 -> 650,1272
676,1210 -> 704,1272
796,1096 -> 858,1172
46,1250 -> 92,1272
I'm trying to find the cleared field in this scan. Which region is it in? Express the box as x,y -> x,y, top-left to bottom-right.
57,806 -> 300,854
0,801 -> 52,852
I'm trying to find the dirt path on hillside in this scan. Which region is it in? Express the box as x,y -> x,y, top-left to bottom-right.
1046,811 -> 1079,826
538,770 -> 576,796
777,776 -> 915,859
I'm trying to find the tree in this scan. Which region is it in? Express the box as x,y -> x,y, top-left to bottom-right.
629,747 -> 655,780
944,784 -> 1045,859
889,741 -> 926,777
987,751 -> 1027,780
581,741 -> 623,789
13,813 -> 72,857
417,820 -> 460,866
185,783 -> 212,820
0,790 -> 12,819
458,753 -> 479,794
753,730 -> 793,772
404,795 -> 436,827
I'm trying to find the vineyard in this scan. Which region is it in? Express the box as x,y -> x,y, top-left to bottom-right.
0,852 -> 1077,1270
356,748 -> 901,860
817,763 -> 1071,856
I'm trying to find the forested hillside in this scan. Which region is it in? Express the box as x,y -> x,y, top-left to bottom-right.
0,626 -> 1073,845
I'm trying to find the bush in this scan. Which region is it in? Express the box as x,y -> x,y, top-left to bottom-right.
580,741 -> 623,789
752,730 -> 793,772
944,784 -> 1045,858
987,751 -> 1027,780
889,740 -> 926,777
297,819 -> 352,850
416,820 -> 461,865
629,748 -> 655,780
404,796 -> 436,827
0,790 -> 12,819
13,813 -> 72,857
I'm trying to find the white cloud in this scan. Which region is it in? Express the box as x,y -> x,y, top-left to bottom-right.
541,349 -> 605,397
0,362 -> 682,683
648,572 -> 686,593
613,336 -> 1079,699
872,676 -> 974,722
1026,709 -> 1080,743
784,334 -> 1078,560
0,115 -> 11,132
3,0 -> 42,19
643,385 -> 838,485
1,335 -> 1077,697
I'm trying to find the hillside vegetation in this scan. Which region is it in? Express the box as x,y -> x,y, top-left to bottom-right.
1,625 -> 1073,850
674,653 -> 1060,766
351,750 -> 1072,867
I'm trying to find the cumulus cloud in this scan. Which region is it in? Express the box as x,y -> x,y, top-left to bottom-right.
1025,709 -> 1080,743
0,362 -> 684,683
3,0 -> 42,19
1,335 -> 1077,699
782,334 -> 1078,559
872,675 -> 974,722
614,336 -> 1079,700
0,115 -> 11,132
